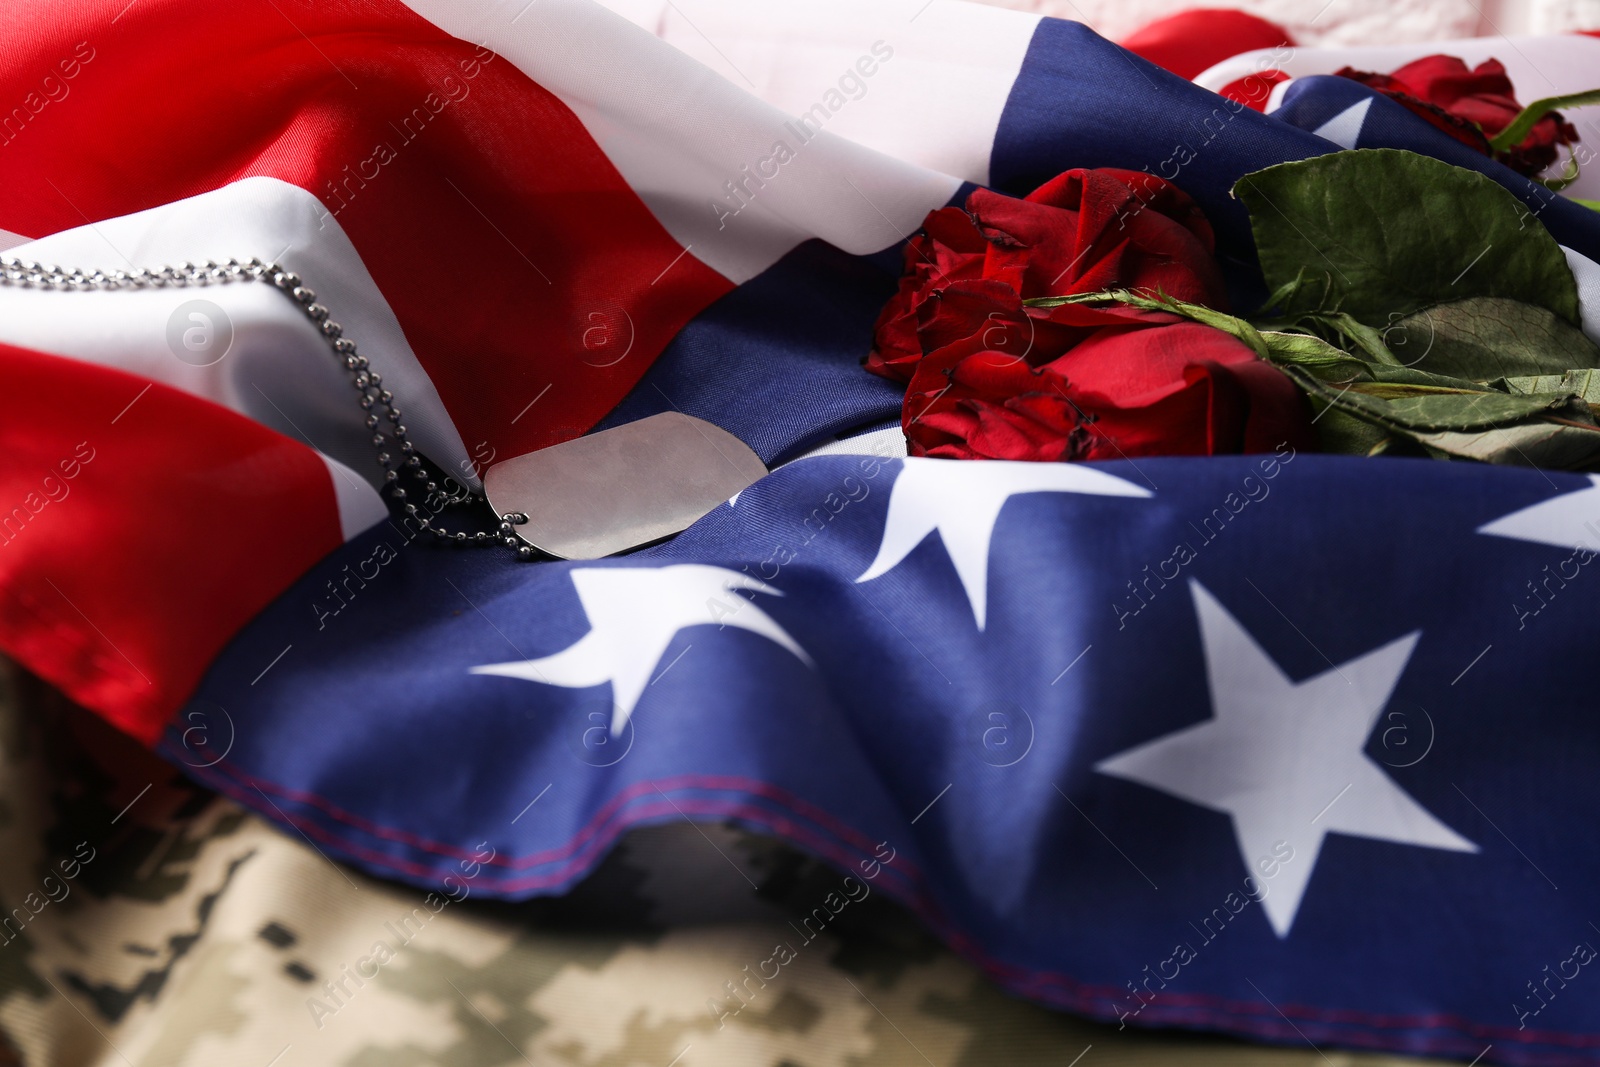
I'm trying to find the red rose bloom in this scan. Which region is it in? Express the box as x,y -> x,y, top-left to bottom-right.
1335,55 -> 1579,177
904,315 -> 1313,462
864,168 -> 1227,383
866,169 -> 1316,463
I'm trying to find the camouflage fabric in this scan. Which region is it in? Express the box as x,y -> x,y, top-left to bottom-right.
0,660 -> 1466,1067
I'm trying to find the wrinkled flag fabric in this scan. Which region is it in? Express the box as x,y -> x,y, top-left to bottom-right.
5,2 -> 1600,1061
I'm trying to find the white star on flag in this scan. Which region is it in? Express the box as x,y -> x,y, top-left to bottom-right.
856,457 -> 1151,629
1478,474 -> 1600,550
471,565 -> 812,736
1096,580 -> 1476,937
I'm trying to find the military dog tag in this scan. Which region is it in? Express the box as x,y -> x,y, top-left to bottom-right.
483,412 -> 767,560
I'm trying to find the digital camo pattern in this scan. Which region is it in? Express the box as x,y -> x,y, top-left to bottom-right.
0,661 -> 1463,1067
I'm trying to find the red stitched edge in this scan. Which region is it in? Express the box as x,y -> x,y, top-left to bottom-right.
172,744 -> 1600,1059
187,741 -> 912,879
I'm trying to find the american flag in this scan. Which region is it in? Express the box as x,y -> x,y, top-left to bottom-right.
4,2 -> 1600,1061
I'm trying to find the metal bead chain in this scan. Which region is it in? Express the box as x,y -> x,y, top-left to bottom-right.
0,254 -> 535,556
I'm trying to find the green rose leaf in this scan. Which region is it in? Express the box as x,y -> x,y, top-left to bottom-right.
1370,389 -> 1576,431
1314,408 -> 1395,456
1259,329 -> 1362,371
1388,297 -> 1600,380
1413,422 -> 1600,467
1260,329 -> 1495,391
1234,149 -> 1581,326
1501,368 -> 1600,403
1278,362 -> 1600,465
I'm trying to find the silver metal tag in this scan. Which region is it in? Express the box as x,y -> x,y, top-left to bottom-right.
483,412 -> 767,560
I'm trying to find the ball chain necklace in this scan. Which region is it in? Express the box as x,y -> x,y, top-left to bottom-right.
0,254 -> 539,557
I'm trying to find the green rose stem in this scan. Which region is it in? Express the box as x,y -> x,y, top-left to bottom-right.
1025,290 -> 1270,356
1486,88 -> 1600,154
1023,288 -> 1600,466
1486,87 -> 1600,189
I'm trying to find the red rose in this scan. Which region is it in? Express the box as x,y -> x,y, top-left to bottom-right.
864,168 -> 1228,383
867,169 -> 1315,463
1335,56 -> 1579,177
904,316 -> 1314,462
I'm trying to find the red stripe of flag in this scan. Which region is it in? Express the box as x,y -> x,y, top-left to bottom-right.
0,344 -> 348,742
0,0 -> 730,464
